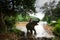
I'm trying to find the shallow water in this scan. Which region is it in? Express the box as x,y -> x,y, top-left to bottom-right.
16,21 -> 54,38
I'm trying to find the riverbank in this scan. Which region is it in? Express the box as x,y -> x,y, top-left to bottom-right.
0,33 -> 53,40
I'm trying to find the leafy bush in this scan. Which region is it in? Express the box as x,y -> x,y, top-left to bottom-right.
12,28 -> 25,36
49,22 -> 57,27
5,16 -> 17,32
53,19 -> 60,36
17,14 -> 30,22
52,37 -> 59,40
17,14 -> 40,22
12,28 -> 21,33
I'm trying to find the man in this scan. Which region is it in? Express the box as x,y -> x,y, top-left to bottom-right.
29,18 -> 32,22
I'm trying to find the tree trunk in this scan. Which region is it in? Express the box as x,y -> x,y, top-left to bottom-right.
0,12 -> 7,33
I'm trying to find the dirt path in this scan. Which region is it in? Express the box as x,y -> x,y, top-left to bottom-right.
44,25 -> 53,35
15,22 -> 28,27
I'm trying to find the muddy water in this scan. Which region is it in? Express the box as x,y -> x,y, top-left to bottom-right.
16,21 -> 54,38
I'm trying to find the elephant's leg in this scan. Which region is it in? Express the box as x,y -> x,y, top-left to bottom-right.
27,29 -> 29,34
30,30 -> 33,34
33,29 -> 36,35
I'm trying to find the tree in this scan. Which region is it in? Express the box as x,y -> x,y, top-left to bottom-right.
52,1 -> 60,20
0,0 -> 36,32
52,1 -> 60,38
53,19 -> 60,37
41,0 -> 56,22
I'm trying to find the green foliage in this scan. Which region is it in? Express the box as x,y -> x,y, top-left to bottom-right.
49,22 -> 57,27
54,25 -> 60,35
41,1 -> 60,21
5,16 -> 24,34
0,0 -> 36,16
52,37 -> 59,40
53,7 -> 60,20
5,16 -> 16,26
12,28 -> 25,36
42,15 -> 51,24
5,16 -> 17,32
17,14 -> 30,22
30,16 -> 40,21
53,19 -> 60,36
12,28 -> 21,34
0,0 -> 36,33
16,14 -> 40,22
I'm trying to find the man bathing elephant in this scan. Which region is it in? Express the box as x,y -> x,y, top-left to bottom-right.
26,18 -> 40,35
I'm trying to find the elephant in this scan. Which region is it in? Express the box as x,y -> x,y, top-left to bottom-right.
26,19 -> 40,35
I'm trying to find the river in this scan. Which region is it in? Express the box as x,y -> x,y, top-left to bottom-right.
16,21 -> 54,38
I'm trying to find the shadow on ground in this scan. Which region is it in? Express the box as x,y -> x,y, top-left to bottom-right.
0,32 -> 53,40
